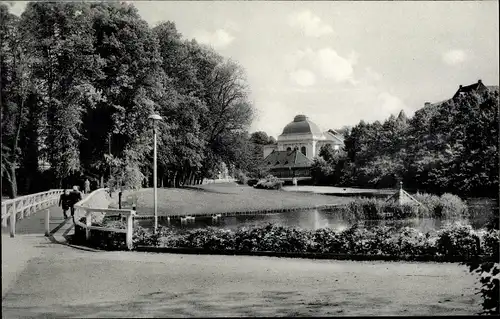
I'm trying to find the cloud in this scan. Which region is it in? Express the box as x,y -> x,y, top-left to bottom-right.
193,29 -> 234,49
377,92 -> 409,115
442,49 -> 467,65
288,10 -> 333,37
289,69 -> 316,87
286,47 -> 356,83
316,48 -> 355,82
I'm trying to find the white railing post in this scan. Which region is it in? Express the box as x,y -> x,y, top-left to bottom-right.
126,210 -> 136,250
9,202 -> 16,238
85,209 -> 92,241
19,199 -> 24,219
45,209 -> 50,236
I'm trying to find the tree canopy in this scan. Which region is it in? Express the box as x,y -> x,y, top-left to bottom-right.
1,2 -> 255,197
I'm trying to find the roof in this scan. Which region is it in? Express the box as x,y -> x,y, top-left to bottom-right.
452,80 -> 498,99
385,184 -> 423,206
426,81 -> 499,107
281,115 -> 322,136
262,149 -> 313,169
325,129 -> 345,144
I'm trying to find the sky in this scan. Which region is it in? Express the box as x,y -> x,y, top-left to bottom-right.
5,1 -> 499,138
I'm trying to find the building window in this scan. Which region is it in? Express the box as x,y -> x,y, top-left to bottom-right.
301,146 -> 307,156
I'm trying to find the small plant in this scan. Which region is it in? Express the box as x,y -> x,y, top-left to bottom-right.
235,170 -> 248,185
254,175 -> 284,190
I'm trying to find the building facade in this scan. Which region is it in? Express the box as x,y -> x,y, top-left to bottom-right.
263,115 -> 344,160
262,115 -> 345,183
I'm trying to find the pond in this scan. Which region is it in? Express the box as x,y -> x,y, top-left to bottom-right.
136,198 -> 498,233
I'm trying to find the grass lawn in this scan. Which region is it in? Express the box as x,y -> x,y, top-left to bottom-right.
124,182 -> 354,216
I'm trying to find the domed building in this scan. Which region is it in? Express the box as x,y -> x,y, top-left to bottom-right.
262,115 -> 344,183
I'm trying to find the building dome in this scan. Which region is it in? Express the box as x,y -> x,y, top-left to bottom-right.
281,115 -> 322,136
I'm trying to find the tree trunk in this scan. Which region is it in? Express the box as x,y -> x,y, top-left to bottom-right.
8,167 -> 17,198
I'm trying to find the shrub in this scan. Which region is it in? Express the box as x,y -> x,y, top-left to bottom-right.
254,175 -> 284,190
436,222 -> 481,258
414,192 -> 441,216
338,198 -> 419,220
439,193 -> 469,218
480,230 -> 500,259
235,170 -> 248,185
247,179 -> 259,187
310,228 -> 343,253
133,225 -> 160,247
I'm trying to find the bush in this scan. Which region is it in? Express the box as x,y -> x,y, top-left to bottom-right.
74,216 -> 498,263
254,175 -> 284,190
235,170 -> 248,185
480,229 -> 500,259
133,225 -> 160,247
337,197 -> 419,221
247,179 -> 259,187
439,193 -> 469,218
436,222 -> 481,258
414,192 -> 468,219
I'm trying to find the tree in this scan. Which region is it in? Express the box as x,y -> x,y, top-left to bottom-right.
19,2 -> 105,188
89,2 -> 163,189
1,4 -> 33,197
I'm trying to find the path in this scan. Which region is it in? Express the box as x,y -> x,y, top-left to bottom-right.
1,203 -> 68,236
1,236 -> 483,317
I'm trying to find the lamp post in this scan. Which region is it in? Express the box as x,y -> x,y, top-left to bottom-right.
149,113 -> 162,233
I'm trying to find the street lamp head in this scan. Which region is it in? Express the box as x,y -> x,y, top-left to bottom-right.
148,114 -> 162,121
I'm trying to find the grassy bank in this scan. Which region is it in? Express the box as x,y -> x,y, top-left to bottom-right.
121,183 -> 353,216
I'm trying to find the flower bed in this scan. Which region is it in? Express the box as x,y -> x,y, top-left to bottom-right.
125,221 -> 499,262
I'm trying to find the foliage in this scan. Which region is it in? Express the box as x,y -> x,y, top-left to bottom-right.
414,192 -> 468,219
254,175 -> 284,190
1,2 -> 256,197
314,92 -> 499,198
126,222 -> 498,262
247,178 -> 259,187
463,261 -> 500,315
436,222 -> 481,258
234,170 -> 248,185
334,194 -> 466,220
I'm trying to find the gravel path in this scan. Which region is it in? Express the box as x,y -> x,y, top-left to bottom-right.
2,237 -> 482,317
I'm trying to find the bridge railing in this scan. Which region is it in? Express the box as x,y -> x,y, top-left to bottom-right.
1,189 -> 64,237
73,188 -> 136,250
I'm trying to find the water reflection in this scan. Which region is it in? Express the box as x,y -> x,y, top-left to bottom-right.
136,207 -> 494,232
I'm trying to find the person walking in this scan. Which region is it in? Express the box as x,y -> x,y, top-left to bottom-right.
58,189 -> 70,219
84,178 -> 90,194
68,186 -> 82,218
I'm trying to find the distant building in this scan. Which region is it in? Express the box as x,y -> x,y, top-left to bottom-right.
262,149 -> 312,181
262,114 -> 345,183
424,79 -> 499,108
263,115 -> 344,160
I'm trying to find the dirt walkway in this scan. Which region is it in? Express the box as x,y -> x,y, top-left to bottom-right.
2,238 -> 482,317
